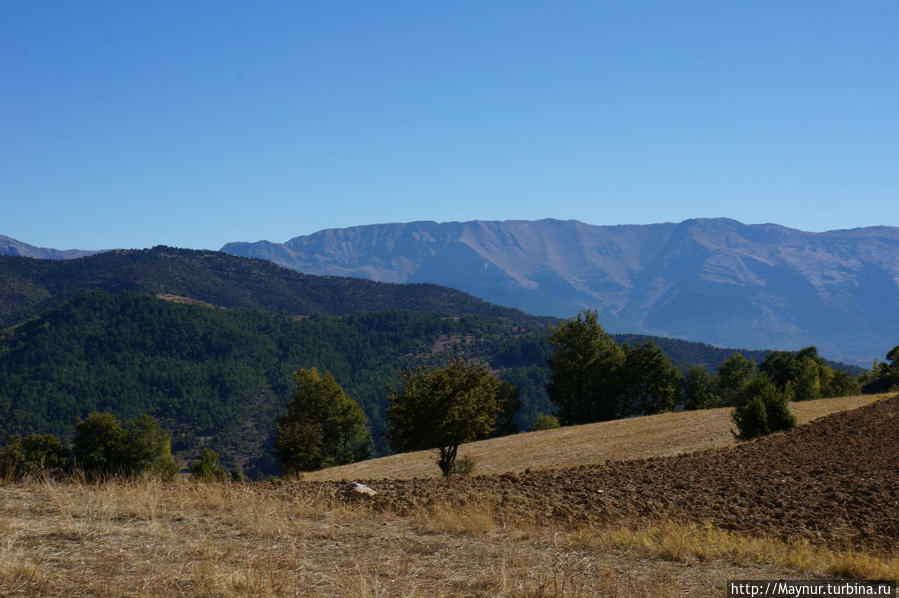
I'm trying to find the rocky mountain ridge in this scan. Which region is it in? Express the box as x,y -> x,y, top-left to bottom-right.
222,218 -> 899,365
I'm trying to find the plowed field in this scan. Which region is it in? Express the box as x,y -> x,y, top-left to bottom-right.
310,396 -> 899,551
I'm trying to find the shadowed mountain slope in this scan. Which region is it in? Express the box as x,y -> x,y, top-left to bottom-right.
0,246 -> 543,329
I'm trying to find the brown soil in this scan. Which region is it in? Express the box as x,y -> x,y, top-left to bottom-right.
308,396 -> 899,552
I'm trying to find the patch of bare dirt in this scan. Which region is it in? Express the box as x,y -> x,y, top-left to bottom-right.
309,396 -> 899,551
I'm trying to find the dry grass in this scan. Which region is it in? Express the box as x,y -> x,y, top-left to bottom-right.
1,479 -> 894,597
2,395 -> 893,596
306,394 -> 889,481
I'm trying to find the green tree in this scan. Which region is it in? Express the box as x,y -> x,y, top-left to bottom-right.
759,346 -> 857,400
125,414 -> 178,481
715,353 -> 756,406
275,368 -> 371,476
823,368 -> 861,397
621,341 -> 683,415
191,448 -> 229,482
861,346 -> 899,393
388,358 -> 502,476
1,434 -> 70,480
683,365 -> 719,410
488,380 -> 522,438
73,412 -> 177,480
73,412 -> 127,478
529,414 -> 561,431
546,310 -> 627,425
757,350 -> 797,390
732,375 -> 796,439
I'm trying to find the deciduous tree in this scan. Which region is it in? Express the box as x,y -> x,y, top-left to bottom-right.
388,358 -> 501,476
715,353 -> 756,406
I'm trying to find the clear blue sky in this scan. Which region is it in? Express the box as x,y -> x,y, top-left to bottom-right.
2,1 -> 897,250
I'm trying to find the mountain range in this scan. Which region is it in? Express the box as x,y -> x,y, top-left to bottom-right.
0,235 -> 102,260
222,218 -> 899,365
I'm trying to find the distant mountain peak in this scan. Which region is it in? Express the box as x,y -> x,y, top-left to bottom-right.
0,235 -> 104,260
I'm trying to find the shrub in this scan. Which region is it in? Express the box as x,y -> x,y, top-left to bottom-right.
529,414 -> 561,431
732,375 -> 796,439
73,412 -> 178,481
1,433 -> 70,480
191,448 -> 229,482
449,455 -> 476,476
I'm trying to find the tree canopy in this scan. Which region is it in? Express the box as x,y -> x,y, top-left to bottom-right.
73,412 -> 177,480
546,310 -> 627,425
388,358 -> 502,476
275,368 -> 371,476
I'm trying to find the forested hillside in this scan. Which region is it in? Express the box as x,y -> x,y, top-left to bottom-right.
0,247 -> 542,329
0,292 -> 553,475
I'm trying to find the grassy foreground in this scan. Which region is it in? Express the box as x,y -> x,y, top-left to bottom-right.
1,478 -> 896,597
3,394 -> 896,596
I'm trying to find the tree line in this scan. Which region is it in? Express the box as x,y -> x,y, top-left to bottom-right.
3,307 -> 895,481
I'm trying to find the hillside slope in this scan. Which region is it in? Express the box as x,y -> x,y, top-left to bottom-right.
305,394 -> 886,481
314,394 -> 899,551
0,246 -> 541,329
0,292 -> 553,473
223,218 -> 899,364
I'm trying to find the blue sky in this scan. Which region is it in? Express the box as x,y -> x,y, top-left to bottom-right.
2,1 -> 897,250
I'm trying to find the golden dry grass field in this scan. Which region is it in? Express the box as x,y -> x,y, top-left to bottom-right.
305,394 -> 887,481
3,478 -> 896,597
1,394 -> 895,597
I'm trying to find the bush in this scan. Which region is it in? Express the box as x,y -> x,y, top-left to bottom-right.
529,414 -> 560,431
732,375 -> 796,440
191,448 -> 229,482
1,433 -> 70,480
449,455 -> 476,476
73,412 -> 178,480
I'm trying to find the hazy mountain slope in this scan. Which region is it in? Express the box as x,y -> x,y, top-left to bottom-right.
0,246 -> 542,329
223,219 -> 899,364
0,235 -> 102,260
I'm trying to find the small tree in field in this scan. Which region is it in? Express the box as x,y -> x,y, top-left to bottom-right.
73,412 -> 128,478
732,375 -> 796,439
191,448 -> 229,482
275,368 -> 371,476
388,358 -> 502,476
1,433 -> 70,480
125,414 -> 178,481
